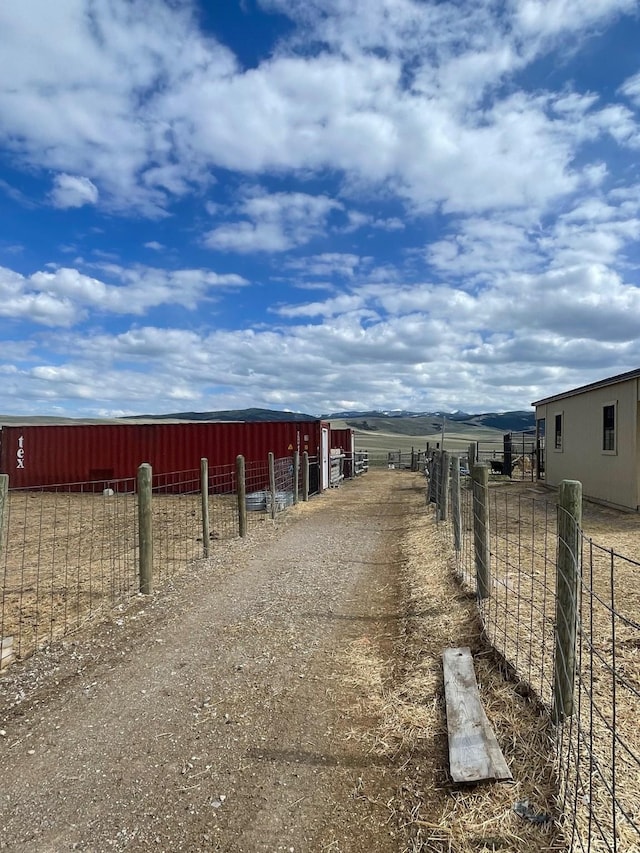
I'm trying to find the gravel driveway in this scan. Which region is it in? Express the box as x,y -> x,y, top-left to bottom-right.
0,470 -> 414,852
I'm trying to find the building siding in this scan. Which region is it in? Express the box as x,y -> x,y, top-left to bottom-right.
536,378 -> 639,510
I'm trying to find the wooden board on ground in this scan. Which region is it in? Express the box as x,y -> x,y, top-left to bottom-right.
442,646 -> 513,783
0,636 -> 14,670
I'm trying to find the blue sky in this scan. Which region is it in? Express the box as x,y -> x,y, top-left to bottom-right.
2,0 -> 640,417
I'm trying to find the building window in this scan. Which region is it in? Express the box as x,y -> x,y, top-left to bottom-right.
603,403 -> 616,452
554,413 -> 563,450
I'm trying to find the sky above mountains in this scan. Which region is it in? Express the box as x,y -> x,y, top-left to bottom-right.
2,0 -> 640,417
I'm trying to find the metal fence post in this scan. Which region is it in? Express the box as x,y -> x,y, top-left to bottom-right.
268,452 -> 276,519
439,451 -> 450,521
200,458 -> 210,558
451,457 -> 462,552
293,451 -> 299,505
472,464 -> 490,599
553,479 -> 582,724
302,451 -> 309,501
137,463 -> 153,595
236,455 -> 247,537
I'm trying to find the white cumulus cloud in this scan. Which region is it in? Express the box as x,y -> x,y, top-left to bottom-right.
49,173 -> 99,208
205,190 -> 343,252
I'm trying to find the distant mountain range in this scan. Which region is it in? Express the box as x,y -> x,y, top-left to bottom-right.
0,407 -> 535,434
130,407 -> 536,434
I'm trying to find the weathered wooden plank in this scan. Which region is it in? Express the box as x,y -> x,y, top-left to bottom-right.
442,647 -> 512,783
0,636 -> 14,670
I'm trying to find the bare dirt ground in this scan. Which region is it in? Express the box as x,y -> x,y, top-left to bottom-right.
0,471 -> 562,852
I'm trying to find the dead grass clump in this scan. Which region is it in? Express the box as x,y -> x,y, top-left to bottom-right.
336,475 -> 564,851
398,519 -> 564,851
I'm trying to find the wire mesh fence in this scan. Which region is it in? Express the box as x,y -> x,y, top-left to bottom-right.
0,477 -> 138,661
208,462 -> 241,539
0,452 -> 334,666
430,454 -> 640,852
152,469 -> 202,585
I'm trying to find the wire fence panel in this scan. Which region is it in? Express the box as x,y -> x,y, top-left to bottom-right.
559,540 -> 640,852
244,460 -> 270,529
0,454 -> 364,668
207,463 -> 239,542
0,479 -> 137,660
438,467 -> 640,853
273,456 -> 295,510
151,469 -> 202,585
481,487 -> 558,707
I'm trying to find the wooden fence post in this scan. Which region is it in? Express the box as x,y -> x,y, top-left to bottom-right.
236,455 -> 247,538
268,452 -> 276,520
468,442 -> 476,470
0,474 -> 8,566
200,458 -> 210,558
138,463 -> 153,595
553,479 -> 582,724
293,451 -> 300,504
451,457 -> 462,552
439,451 -> 450,522
302,451 -> 309,501
428,450 -> 440,505
435,451 -> 443,513
472,464 -> 490,599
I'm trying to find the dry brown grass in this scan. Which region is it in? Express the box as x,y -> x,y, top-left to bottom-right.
0,489 -> 269,659
449,479 -> 640,852
340,473 -> 565,852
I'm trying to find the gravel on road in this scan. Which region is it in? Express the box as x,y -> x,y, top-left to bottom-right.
0,470 -> 414,853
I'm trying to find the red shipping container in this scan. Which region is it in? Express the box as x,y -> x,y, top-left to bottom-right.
0,421 -> 329,491
330,427 -> 355,478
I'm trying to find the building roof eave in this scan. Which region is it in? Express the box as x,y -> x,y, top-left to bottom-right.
532,367 -> 640,408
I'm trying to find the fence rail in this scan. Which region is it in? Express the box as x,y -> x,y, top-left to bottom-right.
0,450 -> 340,666
429,452 -> 640,852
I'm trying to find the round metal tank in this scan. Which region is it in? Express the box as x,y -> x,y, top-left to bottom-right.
245,491 -> 268,511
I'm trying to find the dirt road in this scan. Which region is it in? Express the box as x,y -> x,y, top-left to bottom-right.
0,471 -> 415,852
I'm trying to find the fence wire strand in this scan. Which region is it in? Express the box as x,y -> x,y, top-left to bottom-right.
434,458 -> 640,852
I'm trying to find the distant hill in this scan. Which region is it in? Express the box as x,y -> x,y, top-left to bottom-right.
327,409 -> 535,437
127,407 -> 317,423
137,407 -> 535,433
325,409 -> 419,419
459,411 -> 536,432
1,407 -> 535,433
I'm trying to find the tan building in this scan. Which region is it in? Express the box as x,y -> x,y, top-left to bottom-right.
532,368 -> 640,511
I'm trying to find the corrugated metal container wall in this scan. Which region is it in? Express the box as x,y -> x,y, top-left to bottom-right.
0,422 -> 326,490
330,428 -> 354,454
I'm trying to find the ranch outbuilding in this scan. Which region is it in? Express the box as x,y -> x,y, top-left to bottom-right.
532,368 -> 640,511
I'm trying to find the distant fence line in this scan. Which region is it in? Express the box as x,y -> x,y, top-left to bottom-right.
428,450 -> 640,853
385,431 -> 536,480
0,451 -> 367,666
387,449 -> 427,471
